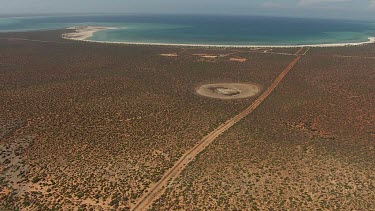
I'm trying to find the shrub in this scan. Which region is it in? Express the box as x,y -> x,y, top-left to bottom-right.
32,176 -> 40,183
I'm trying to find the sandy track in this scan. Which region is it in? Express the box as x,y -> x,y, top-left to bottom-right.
294,47 -> 305,55
132,48 -> 304,211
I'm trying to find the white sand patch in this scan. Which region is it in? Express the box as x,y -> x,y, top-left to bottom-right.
193,54 -> 218,58
160,53 -> 178,57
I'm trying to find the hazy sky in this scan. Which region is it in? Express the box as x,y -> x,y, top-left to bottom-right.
1,0 -> 375,20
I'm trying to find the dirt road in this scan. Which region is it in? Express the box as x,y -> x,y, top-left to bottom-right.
132,47 -> 304,211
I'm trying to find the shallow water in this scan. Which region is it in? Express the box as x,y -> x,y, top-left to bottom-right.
1,15 -> 374,46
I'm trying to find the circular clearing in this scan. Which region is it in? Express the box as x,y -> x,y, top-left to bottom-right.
196,83 -> 260,99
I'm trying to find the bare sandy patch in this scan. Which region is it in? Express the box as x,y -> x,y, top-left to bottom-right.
196,83 -> 260,99
193,54 -> 218,59
201,55 -> 218,58
160,53 -> 178,57
230,57 -> 247,62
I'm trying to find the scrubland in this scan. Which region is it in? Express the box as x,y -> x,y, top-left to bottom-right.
152,46 -> 375,210
0,30 -> 295,210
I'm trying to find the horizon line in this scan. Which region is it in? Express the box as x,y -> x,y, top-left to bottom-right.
0,12 -> 374,22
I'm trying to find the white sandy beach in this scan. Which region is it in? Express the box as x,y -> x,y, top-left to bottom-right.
62,26 -> 375,48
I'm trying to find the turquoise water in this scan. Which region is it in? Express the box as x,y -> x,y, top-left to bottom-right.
1,15 -> 374,46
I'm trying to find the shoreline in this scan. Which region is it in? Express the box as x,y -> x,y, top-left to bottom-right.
62,26 -> 375,48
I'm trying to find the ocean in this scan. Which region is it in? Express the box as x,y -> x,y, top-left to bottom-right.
1,14 -> 374,46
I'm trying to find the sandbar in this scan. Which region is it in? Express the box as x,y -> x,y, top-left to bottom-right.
63,26 -> 117,40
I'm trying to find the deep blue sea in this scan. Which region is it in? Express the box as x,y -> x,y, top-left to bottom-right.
1,15 -> 374,46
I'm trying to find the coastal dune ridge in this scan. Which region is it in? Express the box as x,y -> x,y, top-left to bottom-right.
62,25 -> 375,48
